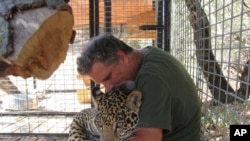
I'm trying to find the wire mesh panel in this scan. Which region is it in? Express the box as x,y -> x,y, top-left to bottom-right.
171,0 -> 250,140
0,0 -> 91,137
5,0 -> 248,140
98,0 -> 158,48
0,0 -> 162,138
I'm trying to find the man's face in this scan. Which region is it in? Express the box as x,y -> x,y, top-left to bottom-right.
89,61 -> 126,91
88,50 -> 136,91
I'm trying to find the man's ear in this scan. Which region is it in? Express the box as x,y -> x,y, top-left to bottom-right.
117,50 -> 128,63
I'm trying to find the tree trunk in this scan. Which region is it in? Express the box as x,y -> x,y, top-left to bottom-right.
0,0 -> 75,80
185,0 -> 243,104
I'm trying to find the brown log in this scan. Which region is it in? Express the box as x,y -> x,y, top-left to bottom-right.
1,6 -> 74,80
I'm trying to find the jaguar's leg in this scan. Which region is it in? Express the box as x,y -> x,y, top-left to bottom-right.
68,108 -> 100,141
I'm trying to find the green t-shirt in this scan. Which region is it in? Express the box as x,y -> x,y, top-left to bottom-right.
135,47 -> 201,141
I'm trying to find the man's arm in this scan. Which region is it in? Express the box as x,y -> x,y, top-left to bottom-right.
127,128 -> 163,141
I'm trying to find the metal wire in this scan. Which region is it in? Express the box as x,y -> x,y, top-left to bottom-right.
1,0 -> 249,140
171,0 -> 250,140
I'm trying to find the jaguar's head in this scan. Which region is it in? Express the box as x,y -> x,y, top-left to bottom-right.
92,81 -> 142,141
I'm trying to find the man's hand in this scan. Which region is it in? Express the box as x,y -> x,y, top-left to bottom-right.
127,128 -> 163,141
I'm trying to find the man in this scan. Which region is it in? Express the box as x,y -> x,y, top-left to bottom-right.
77,34 -> 201,141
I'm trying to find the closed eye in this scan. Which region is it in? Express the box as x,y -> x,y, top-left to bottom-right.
103,73 -> 111,82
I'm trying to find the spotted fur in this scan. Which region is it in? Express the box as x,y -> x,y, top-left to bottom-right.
68,82 -> 142,141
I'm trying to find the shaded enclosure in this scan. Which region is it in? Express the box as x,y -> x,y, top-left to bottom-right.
172,0 -> 250,140
0,0 -> 250,140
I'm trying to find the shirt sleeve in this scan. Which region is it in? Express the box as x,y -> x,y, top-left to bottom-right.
136,74 -> 172,132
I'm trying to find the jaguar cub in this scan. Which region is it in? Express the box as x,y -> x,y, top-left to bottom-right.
68,82 -> 142,141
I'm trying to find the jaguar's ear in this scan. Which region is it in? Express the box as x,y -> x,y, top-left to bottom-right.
92,87 -> 104,108
126,90 -> 142,111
